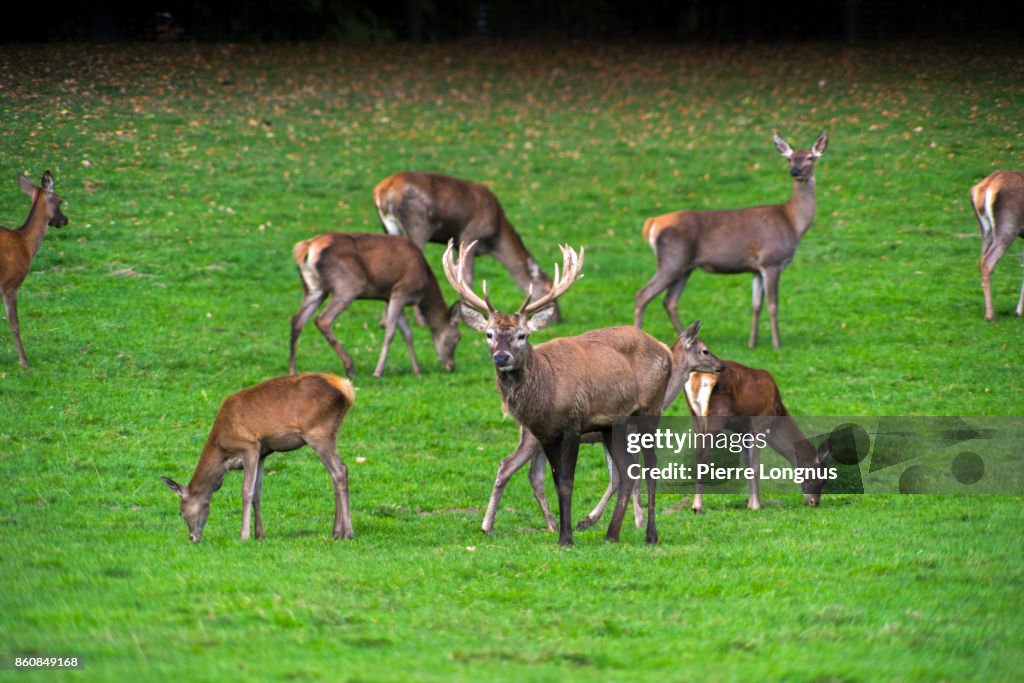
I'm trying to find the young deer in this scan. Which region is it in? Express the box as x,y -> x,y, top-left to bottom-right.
684,360 -> 831,514
479,320 -> 724,535
0,170 -> 69,367
970,170 -> 1024,321
375,172 -> 560,320
289,232 -> 461,378
634,131 -> 829,348
161,373 -> 356,542
444,240 -> 671,546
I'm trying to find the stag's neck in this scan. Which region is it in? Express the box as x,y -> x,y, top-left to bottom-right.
18,192 -> 52,257
494,350 -> 545,424
784,177 -> 818,240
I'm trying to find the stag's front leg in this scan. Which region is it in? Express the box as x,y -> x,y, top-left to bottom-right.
546,434 -> 580,546
602,429 -> 640,543
481,427 -> 551,534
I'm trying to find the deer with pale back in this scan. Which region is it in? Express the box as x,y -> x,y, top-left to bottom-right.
0,170 -> 69,367
970,170 -> 1024,321
634,131 -> 828,348
289,232 -> 461,378
161,373 -> 356,542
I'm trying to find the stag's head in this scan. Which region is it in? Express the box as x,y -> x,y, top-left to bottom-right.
161,476 -> 211,543
773,131 -> 828,183
443,240 -> 583,374
19,170 -> 68,228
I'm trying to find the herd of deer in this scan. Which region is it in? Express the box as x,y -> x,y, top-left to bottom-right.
3,133 -> 1022,545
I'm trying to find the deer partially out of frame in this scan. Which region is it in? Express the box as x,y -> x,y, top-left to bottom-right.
289,232 -> 461,378
480,320 -> 725,534
161,373 -> 357,543
0,171 -> 69,367
375,172 -> 560,321
444,240 -> 677,546
685,361 -> 831,514
970,170 -> 1024,321
634,131 -> 829,348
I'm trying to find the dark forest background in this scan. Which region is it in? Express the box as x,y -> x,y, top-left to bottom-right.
4,0 -> 1024,43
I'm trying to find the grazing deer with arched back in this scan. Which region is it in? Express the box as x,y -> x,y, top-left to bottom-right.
634,131 -> 828,348
444,240 -> 703,546
970,170 -> 1024,321
1,171 -> 69,367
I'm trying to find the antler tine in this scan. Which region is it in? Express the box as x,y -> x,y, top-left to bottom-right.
520,244 -> 585,315
442,239 -> 493,314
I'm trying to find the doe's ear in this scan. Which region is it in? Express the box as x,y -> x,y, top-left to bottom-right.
41,170 -> 55,192
812,131 -> 829,158
458,303 -> 489,332
161,476 -> 188,500
772,131 -> 793,159
680,319 -> 702,348
18,174 -> 35,197
526,305 -> 557,332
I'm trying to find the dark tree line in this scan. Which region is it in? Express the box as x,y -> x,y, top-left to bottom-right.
4,0 -> 1023,43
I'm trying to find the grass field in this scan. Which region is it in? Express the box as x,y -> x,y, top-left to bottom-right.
1,41 -> 1022,681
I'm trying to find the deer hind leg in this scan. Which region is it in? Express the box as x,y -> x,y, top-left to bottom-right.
749,272 -> 765,349
393,308 -> 421,376
1016,246 -> 1024,317
662,272 -> 692,335
2,289 -> 29,368
634,266 -> 681,329
314,293 -> 358,377
761,267 -> 783,348
745,444 -> 762,510
481,427 -> 550,533
289,289 -> 326,375
308,431 -> 352,540
577,443 -> 644,531
980,236 -> 1013,321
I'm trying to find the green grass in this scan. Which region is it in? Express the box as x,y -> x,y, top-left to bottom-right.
1,41 -> 1022,681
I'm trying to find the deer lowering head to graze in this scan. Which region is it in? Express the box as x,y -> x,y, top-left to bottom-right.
445,239 -> 681,546
0,170 -> 68,367
479,320 -> 724,535
634,131 -> 829,348
683,360 -> 831,514
161,373 -> 356,542
970,170 -> 1024,321
375,172 -> 561,321
289,232 -> 461,378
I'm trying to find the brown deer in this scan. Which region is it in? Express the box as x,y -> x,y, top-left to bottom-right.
634,131 -> 829,348
970,170 -> 1024,321
684,361 -> 831,514
161,373 -> 356,542
375,172 -> 560,320
0,171 -> 69,367
288,232 -> 461,378
444,240 -> 677,546
480,320 -> 724,534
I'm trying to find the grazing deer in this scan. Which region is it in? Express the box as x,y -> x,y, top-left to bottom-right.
161,373 -> 356,542
0,170 -> 69,367
634,131 -> 829,348
970,170 -> 1024,321
480,320 -> 724,534
288,232 -> 461,378
374,172 -> 560,321
444,240 -> 675,546
684,361 -> 831,514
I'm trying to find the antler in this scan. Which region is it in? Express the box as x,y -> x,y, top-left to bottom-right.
442,240 -> 494,314
518,244 -> 585,315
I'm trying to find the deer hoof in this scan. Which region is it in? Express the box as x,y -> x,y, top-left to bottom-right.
576,517 -> 595,531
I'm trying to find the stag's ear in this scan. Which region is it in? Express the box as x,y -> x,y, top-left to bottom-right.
680,319 -> 702,348
812,131 -> 828,158
526,305 -> 558,332
458,303 -> 489,332
161,476 -> 188,500
18,174 -> 35,197
41,170 -> 55,192
773,132 -> 793,159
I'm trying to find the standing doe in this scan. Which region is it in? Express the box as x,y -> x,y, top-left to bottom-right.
375,172 -> 560,320
684,360 -> 831,514
444,240 -> 670,546
634,131 -> 828,348
0,170 -> 69,367
970,170 -> 1024,321
162,373 -> 356,542
289,232 -> 461,378
479,320 -> 724,535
